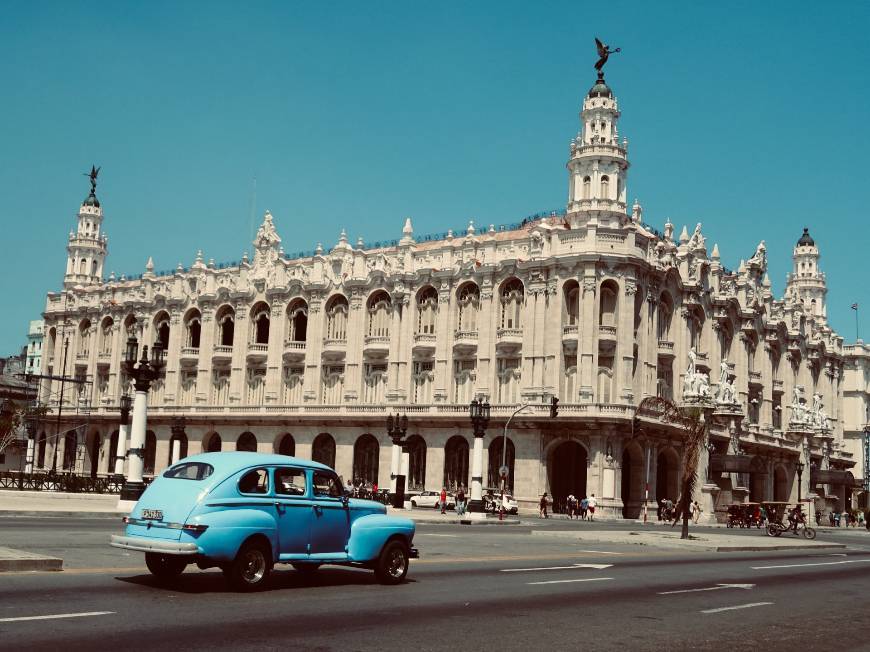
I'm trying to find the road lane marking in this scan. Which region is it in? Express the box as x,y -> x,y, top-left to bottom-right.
751,559 -> 870,570
0,611 -> 114,623
701,602 -> 773,614
419,534 -> 459,538
576,550 -> 624,555
502,563 -> 613,572
527,577 -> 614,586
658,583 -> 755,595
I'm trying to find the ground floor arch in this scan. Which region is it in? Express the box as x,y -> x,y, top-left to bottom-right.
547,440 -> 588,514
488,437 -> 515,492
276,433 -> 295,456
312,433 -> 335,468
353,434 -> 379,485
443,436 -> 469,491
655,448 -> 679,504
405,435 -> 426,491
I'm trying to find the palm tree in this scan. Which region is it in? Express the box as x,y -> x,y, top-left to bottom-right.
636,396 -> 707,539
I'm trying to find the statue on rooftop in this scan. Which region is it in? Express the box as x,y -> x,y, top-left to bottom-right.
83,165 -> 100,194
594,37 -> 621,72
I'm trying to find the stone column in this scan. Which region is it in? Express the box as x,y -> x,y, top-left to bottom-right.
616,279 -> 636,402
196,306 -> 216,404
433,283 -> 453,402
264,302 -> 285,403
119,386 -> 149,507
162,311 -> 183,403
228,308 -> 248,403
114,422 -> 129,476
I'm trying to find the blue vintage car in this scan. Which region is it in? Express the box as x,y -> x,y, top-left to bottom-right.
110,452 -> 418,590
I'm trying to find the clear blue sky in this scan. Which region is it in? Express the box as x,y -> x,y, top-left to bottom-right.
1,1 -> 868,354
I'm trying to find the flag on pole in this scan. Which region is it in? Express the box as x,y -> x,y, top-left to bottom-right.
852,303 -> 859,310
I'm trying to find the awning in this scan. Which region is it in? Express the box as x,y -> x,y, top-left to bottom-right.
811,469 -> 855,486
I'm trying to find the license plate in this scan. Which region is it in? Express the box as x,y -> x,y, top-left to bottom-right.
142,509 -> 163,520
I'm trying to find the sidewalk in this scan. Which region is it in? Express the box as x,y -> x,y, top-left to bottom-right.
0,490 -> 126,518
530,528 -> 849,552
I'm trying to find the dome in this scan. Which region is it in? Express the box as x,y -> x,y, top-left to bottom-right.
83,192 -> 100,208
588,74 -> 612,98
797,227 -> 814,247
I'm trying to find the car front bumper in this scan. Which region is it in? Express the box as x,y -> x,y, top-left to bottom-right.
110,534 -> 200,556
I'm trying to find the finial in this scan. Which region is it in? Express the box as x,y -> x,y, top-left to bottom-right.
109,271 -> 116,281
679,225 -> 689,243
339,229 -> 348,244
489,224 -> 496,234
83,165 -> 100,195
467,219 -> 476,236
195,249 -> 203,264
631,198 -> 642,222
711,243 -> 720,260
593,37 -> 621,75
176,262 -> 184,273
278,244 -> 284,256
145,256 -> 154,273
446,229 -> 454,240
315,242 -> 323,255
242,251 -> 249,263
208,258 -> 215,268
357,236 -> 364,248
400,217 -> 415,245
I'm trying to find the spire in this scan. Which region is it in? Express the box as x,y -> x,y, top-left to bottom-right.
400,217 -> 415,245
711,243 -> 720,260
679,225 -> 689,244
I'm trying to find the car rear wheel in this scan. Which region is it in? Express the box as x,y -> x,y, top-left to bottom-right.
224,540 -> 272,591
145,553 -> 188,580
374,539 -> 410,585
411,500 -> 417,508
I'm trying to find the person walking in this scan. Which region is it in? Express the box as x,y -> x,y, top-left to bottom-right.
566,493 -> 576,520
539,493 -> 549,519
440,487 -> 448,515
691,500 -> 702,524
579,495 -> 589,521
456,487 -> 466,517
587,494 -> 597,521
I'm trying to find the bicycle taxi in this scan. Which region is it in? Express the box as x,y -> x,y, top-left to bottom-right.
761,501 -> 816,539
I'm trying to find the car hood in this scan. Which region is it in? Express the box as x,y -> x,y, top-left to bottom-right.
348,498 -> 387,517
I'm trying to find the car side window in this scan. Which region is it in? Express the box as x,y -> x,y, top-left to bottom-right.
238,468 -> 269,495
275,467 -> 306,496
312,472 -> 342,498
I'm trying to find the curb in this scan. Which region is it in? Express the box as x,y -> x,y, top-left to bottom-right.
713,544 -> 847,552
0,547 -> 63,573
0,510 -> 126,520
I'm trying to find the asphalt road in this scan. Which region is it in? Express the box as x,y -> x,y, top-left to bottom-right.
2,518 -> 870,651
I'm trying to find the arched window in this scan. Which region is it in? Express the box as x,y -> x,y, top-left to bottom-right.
236,431 -> 257,452
353,434 -> 380,485
600,175 -> 609,199
78,319 -> 92,357
246,367 -> 266,405
79,258 -> 87,274
499,279 -> 524,330
216,306 -> 235,347
720,322 -> 733,361
250,303 -> 270,345
100,317 -> 114,355
657,293 -> 673,341
287,299 -> 308,342
416,287 -> 438,335
582,176 -> 591,200
487,437 -> 515,492
599,280 -> 618,327
321,366 -> 345,404
63,430 -> 77,470
497,357 -> 521,404
443,436 -> 469,491
563,281 -> 579,327
312,433 -> 336,468
597,366 -> 613,403
366,291 -> 391,338
185,310 -> 202,348
277,433 -> 295,456
124,314 -> 138,338
405,435 -> 427,491
324,295 -> 348,341
91,260 -> 98,276
413,360 -> 434,403
363,364 -> 387,404
205,432 -> 222,453
688,307 -> 704,350
144,431 -> 157,474
456,283 -> 479,333
153,312 -> 170,350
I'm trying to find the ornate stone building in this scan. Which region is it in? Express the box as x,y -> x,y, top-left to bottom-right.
33,71 -> 859,517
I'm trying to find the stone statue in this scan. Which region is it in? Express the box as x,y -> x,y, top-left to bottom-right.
718,359 -> 729,391
719,378 -> 736,404
594,37 -> 621,72
688,222 -> 706,250
687,348 -> 697,377
748,240 -> 767,270
697,372 -> 711,398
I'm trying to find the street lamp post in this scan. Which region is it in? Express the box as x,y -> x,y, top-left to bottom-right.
467,398 -> 491,515
796,460 -> 805,505
118,336 -> 165,506
114,393 -> 132,478
387,413 -> 409,509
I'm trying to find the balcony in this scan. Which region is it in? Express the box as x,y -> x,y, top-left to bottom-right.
748,370 -> 763,385
657,340 -> 675,357
180,346 -> 200,365
363,335 -> 390,357
212,345 -> 233,362
453,330 -> 478,353
283,340 -> 307,362
97,350 -> 112,366
321,338 -> 347,359
495,328 -> 523,352
773,379 -> 784,391
412,333 -> 436,354
247,343 -> 269,362
598,324 -> 617,343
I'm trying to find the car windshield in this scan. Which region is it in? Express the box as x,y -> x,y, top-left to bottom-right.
163,462 -> 214,481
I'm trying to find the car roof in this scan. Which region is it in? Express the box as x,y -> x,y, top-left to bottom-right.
175,451 -> 334,477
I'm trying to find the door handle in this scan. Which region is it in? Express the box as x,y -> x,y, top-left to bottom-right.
313,505 -> 322,515
274,501 -> 285,514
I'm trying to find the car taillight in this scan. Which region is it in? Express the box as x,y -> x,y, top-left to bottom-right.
182,523 -> 208,533
122,516 -> 131,524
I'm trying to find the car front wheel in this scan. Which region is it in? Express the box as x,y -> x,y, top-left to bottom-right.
145,552 -> 188,580
374,540 -> 410,585
224,540 -> 272,591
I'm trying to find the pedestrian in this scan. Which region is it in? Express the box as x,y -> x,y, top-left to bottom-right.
692,500 -> 702,524
456,487 -> 466,517
587,494 -> 597,521
859,511 -> 865,528
580,495 -> 589,521
829,511 -> 835,527
539,493 -> 549,518
566,493 -> 576,520
440,487 -> 447,515
372,481 -> 378,501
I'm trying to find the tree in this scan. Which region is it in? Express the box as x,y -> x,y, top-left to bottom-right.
636,396 -> 707,540
0,402 -> 50,459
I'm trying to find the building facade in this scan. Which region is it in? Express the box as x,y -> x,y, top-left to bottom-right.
26,320 -> 44,375
33,71 -> 860,517
842,341 -> 870,507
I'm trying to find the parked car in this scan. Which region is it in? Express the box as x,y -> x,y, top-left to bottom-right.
483,491 -> 519,515
410,490 -> 455,510
110,452 -> 418,590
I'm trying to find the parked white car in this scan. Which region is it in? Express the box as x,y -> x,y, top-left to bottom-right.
484,492 -> 518,515
410,491 -> 455,510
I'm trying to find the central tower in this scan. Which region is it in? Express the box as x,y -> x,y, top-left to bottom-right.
566,72 -> 630,221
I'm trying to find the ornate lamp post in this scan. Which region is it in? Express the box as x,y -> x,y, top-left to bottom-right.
113,393 -> 132,478
468,397 -> 491,514
118,336 -> 165,505
387,413 -> 409,509
796,460 -> 805,505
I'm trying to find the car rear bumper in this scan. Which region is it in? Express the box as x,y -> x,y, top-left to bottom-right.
110,534 -> 200,556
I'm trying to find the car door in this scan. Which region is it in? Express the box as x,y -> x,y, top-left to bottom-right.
273,466 -> 311,560
309,470 -> 350,558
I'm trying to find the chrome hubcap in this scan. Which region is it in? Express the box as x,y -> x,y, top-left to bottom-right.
241,550 -> 266,583
387,549 -> 407,578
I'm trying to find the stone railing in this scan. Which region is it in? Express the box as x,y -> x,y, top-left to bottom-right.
599,325 -> 617,337
562,325 -> 579,336
284,341 -> 306,350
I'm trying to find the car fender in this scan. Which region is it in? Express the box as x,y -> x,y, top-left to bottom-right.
187,506 -> 278,562
347,514 -> 415,562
